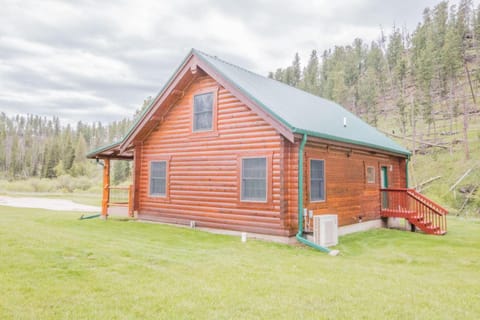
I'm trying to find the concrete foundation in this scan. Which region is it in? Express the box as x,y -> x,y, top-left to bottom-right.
386,217 -> 412,231
107,206 -> 130,217
136,217 -> 411,247
338,219 -> 386,236
138,219 -> 298,245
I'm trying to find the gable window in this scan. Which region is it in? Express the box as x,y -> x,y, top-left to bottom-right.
149,161 -> 167,197
310,159 -> 325,202
366,166 -> 375,184
241,157 -> 267,202
193,92 -> 214,131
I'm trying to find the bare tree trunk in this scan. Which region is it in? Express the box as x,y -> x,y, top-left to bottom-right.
450,77 -> 457,155
464,58 -> 477,110
410,96 -> 416,164
463,86 -> 470,160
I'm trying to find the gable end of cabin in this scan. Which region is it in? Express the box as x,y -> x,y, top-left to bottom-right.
135,73 -> 293,236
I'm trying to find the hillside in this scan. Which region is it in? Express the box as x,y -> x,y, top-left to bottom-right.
270,0 -> 480,216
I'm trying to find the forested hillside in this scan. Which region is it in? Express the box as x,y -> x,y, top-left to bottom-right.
0,113 -> 128,179
269,0 -> 480,214
0,98 -> 151,189
270,0 -> 479,158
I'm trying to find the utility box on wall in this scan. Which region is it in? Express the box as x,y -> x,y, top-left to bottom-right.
313,214 -> 338,247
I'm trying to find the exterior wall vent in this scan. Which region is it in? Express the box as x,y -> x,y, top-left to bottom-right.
313,214 -> 338,247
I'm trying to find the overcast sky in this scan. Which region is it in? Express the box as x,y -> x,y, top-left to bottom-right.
0,0 -> 456,125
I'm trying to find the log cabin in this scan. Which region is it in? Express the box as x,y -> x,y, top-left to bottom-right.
87,49 -> 448,247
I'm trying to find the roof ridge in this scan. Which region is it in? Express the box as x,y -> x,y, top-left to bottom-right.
193,48 -> 335,104
194,48 -> 275,81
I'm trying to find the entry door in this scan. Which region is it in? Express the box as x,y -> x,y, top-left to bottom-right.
380,166 -> 389,209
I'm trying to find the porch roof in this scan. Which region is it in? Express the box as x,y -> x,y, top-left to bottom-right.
86,141 -> 133,160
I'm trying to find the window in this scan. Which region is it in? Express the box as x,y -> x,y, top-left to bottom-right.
241,157 -> 267,202
149,161 -> 167,196
366,166 -> 375,184
310,159 -> 325,201
193,92 -> 214,131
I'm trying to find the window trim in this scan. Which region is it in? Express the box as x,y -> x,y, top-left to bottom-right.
366,165 -> 376,184
240,156 -> 268,203
191,86 -> 219,135
148,159 -> 169,199
309,159 -> 326,203
237,153 -> 273,207
192,92 -> 214,132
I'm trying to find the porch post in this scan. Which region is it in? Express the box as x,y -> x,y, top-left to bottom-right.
128,184 -> 134,217
101,158 -> 110,218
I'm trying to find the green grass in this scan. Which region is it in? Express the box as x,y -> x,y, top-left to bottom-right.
1,207 -> 480,319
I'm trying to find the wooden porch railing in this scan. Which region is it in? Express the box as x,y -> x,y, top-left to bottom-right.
380,188 -> 448,235
102,185 -> 133,217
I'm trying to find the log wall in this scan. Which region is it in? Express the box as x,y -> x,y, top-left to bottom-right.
302,140 -> 406,227
138,75 -> 288,235
135,74 -> 407,236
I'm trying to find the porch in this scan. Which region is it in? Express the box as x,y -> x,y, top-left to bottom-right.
100,158 -> 134,218
380,188 -> 448,235
86,142 -> 135,218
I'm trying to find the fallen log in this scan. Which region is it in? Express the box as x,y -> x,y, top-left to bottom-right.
380,130 -> 449,149
414,176 -> 442,192
459,185 -> 478,213
448,168 -> 474,192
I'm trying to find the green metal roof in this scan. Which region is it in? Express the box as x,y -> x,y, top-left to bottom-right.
194,49 -> 410,156
86,141 -> 121,158
88,49 -> 410,158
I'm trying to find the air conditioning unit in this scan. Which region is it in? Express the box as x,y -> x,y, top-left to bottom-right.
313,214 -> 338,247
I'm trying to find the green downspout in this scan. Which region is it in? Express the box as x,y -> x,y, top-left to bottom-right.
295,133 -> 338,255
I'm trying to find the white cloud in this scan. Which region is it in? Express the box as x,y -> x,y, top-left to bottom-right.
0,0 -> 463,124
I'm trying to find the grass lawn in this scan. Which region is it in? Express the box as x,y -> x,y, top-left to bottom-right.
1,207 -> 479,319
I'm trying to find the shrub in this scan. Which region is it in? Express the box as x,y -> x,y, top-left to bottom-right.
72,176 -> 93,192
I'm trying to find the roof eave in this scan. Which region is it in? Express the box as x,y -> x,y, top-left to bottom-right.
119,49 -> 197,152
86,141 -> 121,159
292,128 -> 411,157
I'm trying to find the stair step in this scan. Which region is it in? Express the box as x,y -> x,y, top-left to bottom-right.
410,216 -> 424,220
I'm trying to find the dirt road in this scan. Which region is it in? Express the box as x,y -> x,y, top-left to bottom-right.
0,196 -> 100,212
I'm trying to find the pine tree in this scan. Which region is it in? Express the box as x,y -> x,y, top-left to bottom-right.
43,142 -> 58,179
274,68 -> 284,82
292,53 -> 301,87
283,67 -> 295,86
302,50 -> 320,95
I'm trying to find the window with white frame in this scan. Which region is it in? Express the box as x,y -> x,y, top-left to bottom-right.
193,92 -> 214,131
149,161 -> 167,196
241,157 -> 267,201
310,159 -> 325,201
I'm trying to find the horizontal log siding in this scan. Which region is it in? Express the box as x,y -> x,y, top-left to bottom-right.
302,141 -> 406,227
281,137 -> 299,236
138,76 -> 288,235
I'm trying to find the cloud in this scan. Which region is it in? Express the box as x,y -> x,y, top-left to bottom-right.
0,0 -> 458,124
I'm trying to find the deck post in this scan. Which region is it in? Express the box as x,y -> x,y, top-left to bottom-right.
101,158 -> 110,218
128,184 -> 134,217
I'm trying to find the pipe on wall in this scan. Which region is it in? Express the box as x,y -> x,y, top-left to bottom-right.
295,132 -> 339,255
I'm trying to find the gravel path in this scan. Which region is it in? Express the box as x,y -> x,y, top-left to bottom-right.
0,196 -> 100,212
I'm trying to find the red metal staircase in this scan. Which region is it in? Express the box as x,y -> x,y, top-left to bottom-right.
380,188 -> 448,235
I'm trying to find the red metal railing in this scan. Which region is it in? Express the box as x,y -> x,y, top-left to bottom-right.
380,188 -> 448,235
